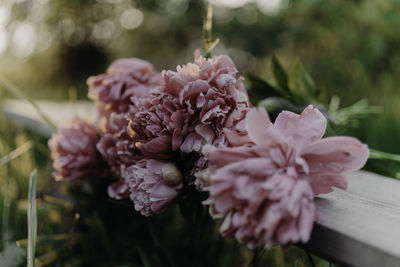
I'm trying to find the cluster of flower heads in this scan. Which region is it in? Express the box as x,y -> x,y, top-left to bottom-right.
49,53 -> 369,248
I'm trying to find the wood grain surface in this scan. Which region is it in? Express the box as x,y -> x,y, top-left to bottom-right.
303,171 -> 400,267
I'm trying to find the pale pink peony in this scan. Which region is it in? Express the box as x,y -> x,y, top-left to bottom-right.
48,117 -> 101,182
162,54 -> 250,153
122,159 -> 182,216
126,89 -> 188,158
202,105 -> 369,248
87,58 -> 163,114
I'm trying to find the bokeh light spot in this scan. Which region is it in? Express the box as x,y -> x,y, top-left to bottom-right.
120,8 -> 143,30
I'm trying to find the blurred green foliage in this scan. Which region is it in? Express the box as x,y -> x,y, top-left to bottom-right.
1,0 -> 400,266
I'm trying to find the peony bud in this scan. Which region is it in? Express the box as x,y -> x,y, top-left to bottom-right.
161,163 -> 182,186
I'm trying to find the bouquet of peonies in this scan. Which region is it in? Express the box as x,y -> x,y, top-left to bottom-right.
48,52 -> 369,253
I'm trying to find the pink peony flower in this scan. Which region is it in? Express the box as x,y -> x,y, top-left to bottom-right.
48,117 -> 101,182
126,89 -> 188,158
95,112 -> 141,201
122,159 -> 182,216
162,54 -> 250,153
87,58 -> 163,114
90,58 -> 166,193
202,105 -> 369,248
96,112 -> 138,175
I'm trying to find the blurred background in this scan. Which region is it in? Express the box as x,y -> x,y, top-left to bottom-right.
1,0 -> 400,266
1,0 -> 399,154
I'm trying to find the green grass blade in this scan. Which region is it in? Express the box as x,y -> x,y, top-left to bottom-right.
16,233 -> 84,247
27,170 -> 37,267
0,141 -> 33,168
135,246 -> 151,267
2,197 -> 11,249
0,77 -> 57,129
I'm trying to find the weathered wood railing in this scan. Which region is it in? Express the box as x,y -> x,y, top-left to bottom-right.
3,99 -> 400,267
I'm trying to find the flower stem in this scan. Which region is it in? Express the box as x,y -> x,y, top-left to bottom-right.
202,3 -> 219,58
369,149 -> 400,163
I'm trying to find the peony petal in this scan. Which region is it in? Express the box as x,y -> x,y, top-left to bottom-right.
149,181 -> 179,200
140,135 -> 172,154
202,145 -> 258,167
107,180 -> 129,200
274,105 -> 327,149
304,173 -> 348,195
180,132 -> 204,153
195,124 -> 215,144
123,159 -> 181,216
245,107 -> 272,145
301,136 -> 369,174
223,127 -> 252,146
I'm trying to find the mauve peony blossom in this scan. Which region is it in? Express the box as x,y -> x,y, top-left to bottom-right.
88,58 -> 163,200
95,112 -> 141,200
122,159 -> 182,216
93,111 -> 137,200
162,54 -> 250,153
202,105 -> 369,248
96,112 -> 138,175
126,89 -> 188,158
87,58 -> 163,114
48,117 -> 101,182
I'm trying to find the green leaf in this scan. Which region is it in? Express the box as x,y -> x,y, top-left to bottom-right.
257,97 -> 298,113
302,69 -> 317,97
27,170 -> 37,267
135,246 -> 151,267
272,55 -> 290,96
328,95 -> 341,114
289,59 -> 317,100
16,233 -> 84,248
329,98 -> 382,126
246,74 -> 283,105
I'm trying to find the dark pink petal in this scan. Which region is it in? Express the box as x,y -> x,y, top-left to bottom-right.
139,135 -> 172,154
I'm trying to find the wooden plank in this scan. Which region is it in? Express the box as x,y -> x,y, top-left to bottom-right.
303,171 -> 400,267
2,99 -> 96,137
3,100 -> 400,266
